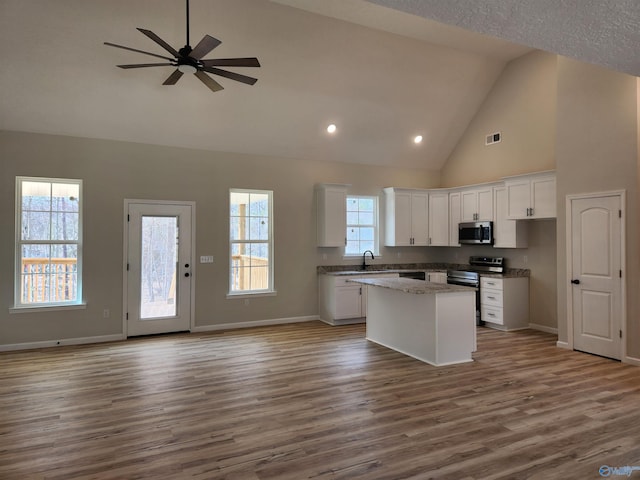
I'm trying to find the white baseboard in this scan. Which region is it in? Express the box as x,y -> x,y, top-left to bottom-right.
528,323 -> 558,335
556,341 -> 570,349
623,355 -> 640,366
192,315 -> 319,333
0,334 -> 124,352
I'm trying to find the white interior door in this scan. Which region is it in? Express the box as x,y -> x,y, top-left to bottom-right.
125,201 -> 193,336
570,194 -> 622,360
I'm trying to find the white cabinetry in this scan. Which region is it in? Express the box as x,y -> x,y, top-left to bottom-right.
449,191 -> 461,246
505,172 -> 556,219
428,271 -> 447,284
493,186 -> 528,248
428,192 -> 449,246
480,276 -> 529,331
319,273 -> 399,325
316,184 -> 348,247
384,188 -> 428,246
461,186 -> 493,222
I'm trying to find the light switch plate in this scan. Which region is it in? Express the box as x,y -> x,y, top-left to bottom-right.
200,255 -> 214,263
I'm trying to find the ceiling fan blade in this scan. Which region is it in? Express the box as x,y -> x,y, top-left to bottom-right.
190,35 -> 222,60
195,71 -> 224,92
201,57 -> 260,68
117,63 -> 174,69
203,66 -> 258,85
163,69 -> 184,85
104,42 -> 175,61
137,28 -> 180,57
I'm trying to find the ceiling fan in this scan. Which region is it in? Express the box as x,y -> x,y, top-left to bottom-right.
104,0 -> 260,93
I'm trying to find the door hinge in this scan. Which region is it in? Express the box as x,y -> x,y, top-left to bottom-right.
127,214 -> 130,222
619,209 -> 622,218
620,270 -> 622,278
126,312 -> 129,320
127,263 -> 130,271
620,330 -> 622,339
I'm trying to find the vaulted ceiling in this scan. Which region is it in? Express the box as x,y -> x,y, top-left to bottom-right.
0,1 -> 636,170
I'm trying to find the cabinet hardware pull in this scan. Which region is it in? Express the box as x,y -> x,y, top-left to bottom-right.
488,296 -> 496,300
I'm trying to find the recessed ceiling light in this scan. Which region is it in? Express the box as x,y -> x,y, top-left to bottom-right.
327,124 -> 337,134
414,135 -> 423,144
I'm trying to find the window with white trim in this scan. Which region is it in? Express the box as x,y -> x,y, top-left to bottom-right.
229,189 -> 274,294
345,195 -> 378,256
15,177 -> 83,307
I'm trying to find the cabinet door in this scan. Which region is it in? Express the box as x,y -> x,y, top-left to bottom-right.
428,193 -> 449,246
476,187 -> 493,221
493,187 -> 527,248
506,180 -> 531,219
334,286 -> 362,319
428,272 -> 447,284
317,186 -> 346,246
449,192 -> 461,246
411,193 -> 429,246
460,190 -> 478,222
385,190 -> 412,246
395,192 -> 413,245
531,176 -> 556,218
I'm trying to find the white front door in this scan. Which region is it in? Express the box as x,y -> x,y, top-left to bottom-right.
569,194 -> 623,360
125,201 -> 194,337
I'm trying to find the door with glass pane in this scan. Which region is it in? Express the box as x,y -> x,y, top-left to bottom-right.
125,202 -> 193,336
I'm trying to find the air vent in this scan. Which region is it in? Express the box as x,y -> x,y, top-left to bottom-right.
485,132 -> 501,145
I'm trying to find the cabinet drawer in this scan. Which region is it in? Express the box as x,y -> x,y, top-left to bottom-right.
481,277 -> 503,290
482,305 -> 504,325
481,288 -> 503,307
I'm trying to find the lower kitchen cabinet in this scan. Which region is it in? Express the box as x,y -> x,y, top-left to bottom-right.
480,276 -> 529,331
319,273 -> 399,325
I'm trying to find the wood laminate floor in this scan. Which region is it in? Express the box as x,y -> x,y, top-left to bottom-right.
1,322 -> 639,479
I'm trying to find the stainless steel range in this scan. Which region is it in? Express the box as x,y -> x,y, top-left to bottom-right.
447,256 -> 505,325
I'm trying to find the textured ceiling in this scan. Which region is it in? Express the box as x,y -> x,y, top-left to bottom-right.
0,0 -> 636,171
368,0 -> 640,77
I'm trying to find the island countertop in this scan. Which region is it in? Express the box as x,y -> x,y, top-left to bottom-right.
348,277 -> 476,295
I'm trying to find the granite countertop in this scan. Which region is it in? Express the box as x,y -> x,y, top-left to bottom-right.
317,263 -> 529,278
324,269 -> 436,276
347,277 -> 477,295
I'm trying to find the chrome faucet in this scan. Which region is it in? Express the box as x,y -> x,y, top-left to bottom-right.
362,250 -> 375,270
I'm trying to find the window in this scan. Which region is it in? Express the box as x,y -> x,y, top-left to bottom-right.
15,177 -> 83,308
229,189 -> 274,295
346,195 -> 378,256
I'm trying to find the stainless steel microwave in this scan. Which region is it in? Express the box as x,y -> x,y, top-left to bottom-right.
459,221 -> 493,245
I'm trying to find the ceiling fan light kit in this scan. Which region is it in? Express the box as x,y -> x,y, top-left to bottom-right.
104,0 -> 260,93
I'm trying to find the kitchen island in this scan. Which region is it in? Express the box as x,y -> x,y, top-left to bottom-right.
348,277 -> 476,366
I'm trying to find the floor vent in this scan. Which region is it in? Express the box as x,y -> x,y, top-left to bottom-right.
486,132 -> 501,145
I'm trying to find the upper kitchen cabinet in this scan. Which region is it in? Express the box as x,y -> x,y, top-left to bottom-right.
493,186 -> 528,248
384,188 -> 429,246
316,184 -> 348,247
428,191 -> 449,246
505,171 -> 556,220
449,191 -> 461,247
461,186 -> 494,222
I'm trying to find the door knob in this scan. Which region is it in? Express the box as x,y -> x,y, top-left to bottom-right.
185,272 -> 190,277
571,279 -> 580,285
185,264 -> 190,268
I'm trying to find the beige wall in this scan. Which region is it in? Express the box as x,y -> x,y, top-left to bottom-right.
440,50 -> 557,187
555,58 -> 640,358
0,130 -> 440,346
434,50 -> 559,331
